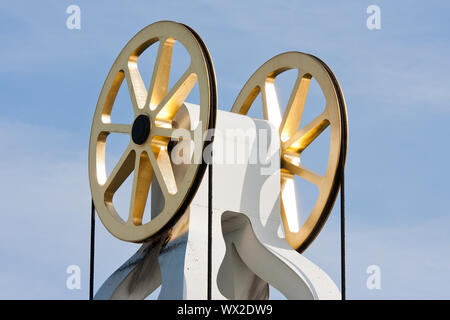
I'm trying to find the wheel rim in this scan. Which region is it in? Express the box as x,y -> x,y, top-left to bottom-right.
89,21 -> 216,242
230,52 -> 347,252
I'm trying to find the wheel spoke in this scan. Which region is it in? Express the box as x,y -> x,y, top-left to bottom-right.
124,63 -> 147,113
280,73 -> 311,142
152,126 -> 193,141
282,112 -> 329,153
103,146 -> 135,197
282,155 -> 323,187
101,71 -> 125,121
157,148 -> 178,195
280,175 -> 301,233
148,38 -> 175,109
152,68 -> 197,120
128,151 -> 153,226
148,146 -> 178,196
100,123 -> 131,135
152,126 -> 175,139
261,80 -> 282,127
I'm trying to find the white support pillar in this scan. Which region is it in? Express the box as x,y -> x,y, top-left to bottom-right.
95,103 -> 340,300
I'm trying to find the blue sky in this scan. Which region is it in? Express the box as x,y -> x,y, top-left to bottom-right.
0,0 -> 449,299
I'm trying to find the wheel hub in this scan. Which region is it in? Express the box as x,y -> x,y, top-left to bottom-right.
132,114 -> 151,145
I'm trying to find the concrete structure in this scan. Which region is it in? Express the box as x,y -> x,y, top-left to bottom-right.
95,104 -> 340,300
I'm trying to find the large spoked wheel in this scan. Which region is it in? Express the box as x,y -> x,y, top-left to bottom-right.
89,21 -> 216,242
231,52 -> 347,252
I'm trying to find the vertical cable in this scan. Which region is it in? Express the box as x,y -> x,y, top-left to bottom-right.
207,160 -> 213,300
89,199 -> 95,300
340,170 -> 346,300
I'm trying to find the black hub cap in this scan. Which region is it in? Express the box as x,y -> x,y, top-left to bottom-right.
131,114 -> 151,145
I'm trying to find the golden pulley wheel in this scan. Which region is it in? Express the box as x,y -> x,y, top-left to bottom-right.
231,52 -> 347,252
89,21 -> 216,242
